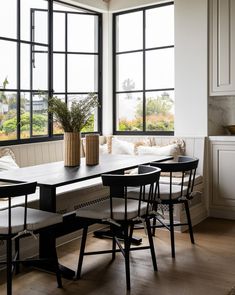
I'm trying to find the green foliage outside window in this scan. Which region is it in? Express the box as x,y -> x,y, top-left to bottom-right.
2,112 -> 47,135
118,92 -> 174,132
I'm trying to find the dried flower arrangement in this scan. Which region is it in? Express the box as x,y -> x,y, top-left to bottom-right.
48,93 -> 99,133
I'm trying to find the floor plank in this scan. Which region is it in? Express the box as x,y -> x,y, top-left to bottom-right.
1,218 -> 235,295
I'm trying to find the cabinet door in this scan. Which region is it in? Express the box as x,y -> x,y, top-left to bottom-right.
210,0 -> 235,95
210,142 -> 235,210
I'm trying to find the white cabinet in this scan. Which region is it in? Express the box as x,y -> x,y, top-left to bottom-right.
209,137 -> 235,218
209,0 -> 235,95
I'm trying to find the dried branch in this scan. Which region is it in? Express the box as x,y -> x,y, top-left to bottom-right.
48,94 -> 99,132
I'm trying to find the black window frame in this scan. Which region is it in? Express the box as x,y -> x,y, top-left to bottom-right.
0,0 -> 102,147
113,2 -> 174,136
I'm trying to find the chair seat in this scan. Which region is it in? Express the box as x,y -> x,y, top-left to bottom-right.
0,207 -> 63,234
159,184 -> 188,200
159,174 -> 203,186
76,198 -> 148,221
128,184 -> 188,201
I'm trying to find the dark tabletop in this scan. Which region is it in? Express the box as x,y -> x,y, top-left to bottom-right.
0,154 -> 172,188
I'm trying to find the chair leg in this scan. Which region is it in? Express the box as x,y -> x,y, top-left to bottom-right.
6,238 -> 13,295
111,225 -> 116,261
169,203 -> 175,258
123,225 -> 131,291
129,223 -> 134,241
152,216 -> 157,236
146,218 -> 158,271
14,238 -> 20,275
184,201 -> 195,244
76,226 -> 88,280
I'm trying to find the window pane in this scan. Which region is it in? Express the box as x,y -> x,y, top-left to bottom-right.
21,44 -> 31,90
53,12 -> 65,51
21,92 -> 30,139
21,93 -> 48,137
21,0 -> 48,43
146,48 -> 174,90
68,14 -> 98,53
116,52 -> 143,92
0,0 -> 16,39
22,44 -> 48,91
67,55 -> 98,92
52,95 -> 65,135
32,94 -> 48,136
67,94 -> 98,132
146,5 -> 174,48
116,93 -> 143,131
34,10 -> 48,44
53,54 -> 65,93
32,49 -> 48,91
146,91 -> 174,131
0,40 -> 17,89
116,11 -> 143,52
0,92 -> 17,141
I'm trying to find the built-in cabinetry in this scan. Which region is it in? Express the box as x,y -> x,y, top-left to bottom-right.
209,137 -> 235,219
209,0 -> 235,95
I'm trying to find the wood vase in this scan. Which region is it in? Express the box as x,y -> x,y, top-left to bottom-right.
85,134 -> 99,165
64,132 -> 81,167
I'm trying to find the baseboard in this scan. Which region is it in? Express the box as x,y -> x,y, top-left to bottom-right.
209,208 -> 235,220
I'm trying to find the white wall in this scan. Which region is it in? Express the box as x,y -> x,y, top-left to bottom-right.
174,0 -> 208,136
109,0 -> 168,11
102,12 -> 113,135
71,0 -> 108,12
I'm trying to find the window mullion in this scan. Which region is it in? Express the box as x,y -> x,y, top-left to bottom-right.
17,0 -> 21,140
48,0 -> 53,137
113,14 -> 117,134
143,9 -> 146,133
30,8 -> 34,138
98,14 -> 103,134
65,12 -> 68,104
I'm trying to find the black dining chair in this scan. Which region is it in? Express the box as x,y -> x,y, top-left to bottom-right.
150,156 -> 199,258
0,181 -> 63,295
75,165 -> 161,291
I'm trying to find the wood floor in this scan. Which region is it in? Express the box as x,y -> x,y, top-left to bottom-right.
1,218 -> 235,295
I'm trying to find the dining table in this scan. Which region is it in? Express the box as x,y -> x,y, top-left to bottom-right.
0,153 -> 172,278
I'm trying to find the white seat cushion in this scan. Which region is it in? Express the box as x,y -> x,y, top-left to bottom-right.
76,198 -> 148,220
159,174 -> 203,186
0,207 -> 62,234
159,184 -> 188,200
128,184 -> 188,201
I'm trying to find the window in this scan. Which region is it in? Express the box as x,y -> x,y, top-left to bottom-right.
0,0 -> 102,144
113,3 -> 174,134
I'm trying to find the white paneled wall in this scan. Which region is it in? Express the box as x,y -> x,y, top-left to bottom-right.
5,141 -> 63,167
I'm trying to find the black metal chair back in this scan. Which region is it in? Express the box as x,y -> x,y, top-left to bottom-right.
102,165 -> 161,220
0,182 -> 37,236
151,156 -> 199,201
